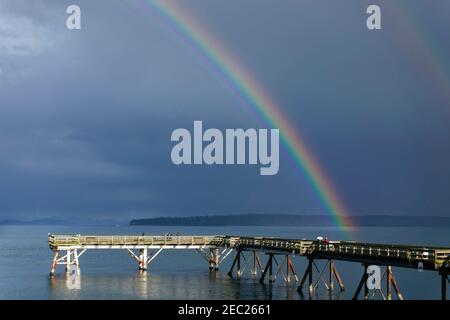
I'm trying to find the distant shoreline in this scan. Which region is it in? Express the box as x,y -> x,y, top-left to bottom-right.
2,214 -> 450,227
129,214 -> 450,227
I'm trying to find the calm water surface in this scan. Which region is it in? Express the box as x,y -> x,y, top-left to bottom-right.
0,225 -> 448,299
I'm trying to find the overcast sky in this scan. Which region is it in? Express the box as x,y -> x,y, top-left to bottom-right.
0,0 -> 449,220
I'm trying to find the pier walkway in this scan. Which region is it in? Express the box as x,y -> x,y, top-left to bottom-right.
48,234 -> 450,300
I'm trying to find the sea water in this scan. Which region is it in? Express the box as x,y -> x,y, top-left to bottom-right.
0,225 -> 448,300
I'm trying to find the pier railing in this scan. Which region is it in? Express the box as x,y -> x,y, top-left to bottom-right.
307,241 -> 450,271
48,234 -> 449,271
48,234 -> 226,249
47,233 -> 450,299
234,236 -> 314,254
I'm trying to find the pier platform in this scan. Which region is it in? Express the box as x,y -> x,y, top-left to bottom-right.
48,234 -> 450,300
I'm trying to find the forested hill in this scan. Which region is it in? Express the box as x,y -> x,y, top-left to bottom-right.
129,214 -> 450,227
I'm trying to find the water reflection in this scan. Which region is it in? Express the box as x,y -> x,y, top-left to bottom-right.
13,225 -> 446,300
66,266 -> 81,290
66,275 -> 81,290
48,271 -> 327,299
46,269 -> 353,300
137,270 -> 147,297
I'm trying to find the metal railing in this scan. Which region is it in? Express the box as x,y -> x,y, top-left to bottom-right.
48,234 -> 226,248
48,234 -> 450,271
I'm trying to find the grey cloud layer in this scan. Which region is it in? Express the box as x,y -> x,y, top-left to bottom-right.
0,0 -> 449,219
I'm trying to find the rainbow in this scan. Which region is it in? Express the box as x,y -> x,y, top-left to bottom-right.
145,0 -> 354,229
388,2 -> 450,109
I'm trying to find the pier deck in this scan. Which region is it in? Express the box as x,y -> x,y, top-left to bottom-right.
48,234 -> 450,300
48,234 -> 226,249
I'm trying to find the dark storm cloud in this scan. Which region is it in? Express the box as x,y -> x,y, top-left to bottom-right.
0,0 -> 449,220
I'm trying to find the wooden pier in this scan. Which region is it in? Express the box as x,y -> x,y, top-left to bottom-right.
48,234 -> 450,300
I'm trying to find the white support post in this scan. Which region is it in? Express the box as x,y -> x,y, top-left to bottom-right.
143,248 -> 148,270
197,248 -> 210,263
214,248 -> 220,270
209,249 -> 215,270
219,248 -> 234,264
147,248 -> 163,264
66,250 -> 72,274
127,248 -> 140,263
139,248 -> 148,271
73,249 -> 80,274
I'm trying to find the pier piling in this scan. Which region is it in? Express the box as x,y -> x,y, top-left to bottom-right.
47,234 -> 449,299
442,273 -> 448,300
352,264 -> 369,300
